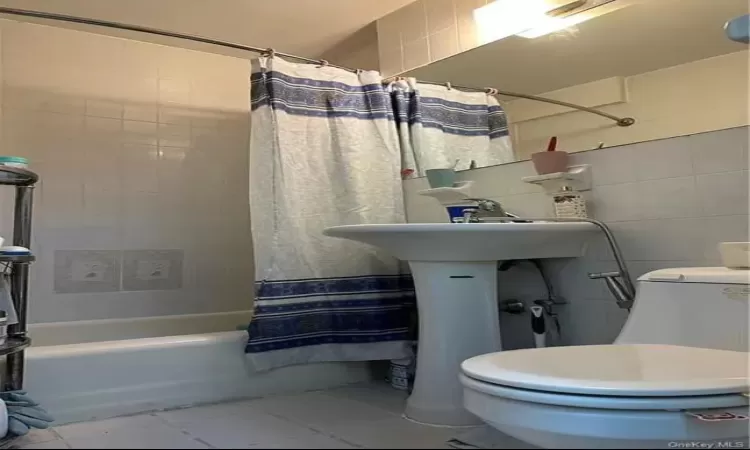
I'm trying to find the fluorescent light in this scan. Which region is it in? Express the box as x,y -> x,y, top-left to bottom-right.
516,0 -> 631,39
515,13 -> 590,38
474,0 -> 580,44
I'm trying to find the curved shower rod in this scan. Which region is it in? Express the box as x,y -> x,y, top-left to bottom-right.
0,6 -> 635,127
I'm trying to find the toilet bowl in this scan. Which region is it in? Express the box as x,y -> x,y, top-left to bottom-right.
461,267 -> 750,449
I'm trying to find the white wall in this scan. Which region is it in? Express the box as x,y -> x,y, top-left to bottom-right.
0,19 -> 254,323
404,126 -> 749,348
505,50 -> 750,160
376,0 -> 492,76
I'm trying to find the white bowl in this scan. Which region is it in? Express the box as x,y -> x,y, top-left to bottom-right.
719,242 -> 750,269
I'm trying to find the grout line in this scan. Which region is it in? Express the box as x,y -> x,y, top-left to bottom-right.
321,383 -> 408,418
591,169 -> 745,189
190,436 -> 217,449
50,429 -> 66,441
149,389 -> 374,448
148,411 -> 221,449
599,212 -> 747,225
260,385 -> 406,448
261,410 -> 365,449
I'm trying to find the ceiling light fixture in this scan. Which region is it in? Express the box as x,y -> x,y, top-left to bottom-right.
517,0 -> 629,38
474,0 -> 630,42
515,12 -> 592,38
473,0 -> 586,44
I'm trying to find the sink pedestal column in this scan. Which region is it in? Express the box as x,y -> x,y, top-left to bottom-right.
405,261 -> 502,426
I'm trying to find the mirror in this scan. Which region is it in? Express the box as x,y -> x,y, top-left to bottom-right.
402,0 -> 749,171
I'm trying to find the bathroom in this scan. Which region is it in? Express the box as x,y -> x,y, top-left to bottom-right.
0,0 -> 744,448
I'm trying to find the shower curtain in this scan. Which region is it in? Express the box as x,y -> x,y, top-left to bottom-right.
246,56 -> 415,371
390,78 -> 515,176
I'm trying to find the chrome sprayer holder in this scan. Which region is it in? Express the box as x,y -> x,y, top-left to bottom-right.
473,216 -> 636,311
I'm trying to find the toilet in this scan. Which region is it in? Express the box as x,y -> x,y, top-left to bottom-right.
460,267 -> 750,449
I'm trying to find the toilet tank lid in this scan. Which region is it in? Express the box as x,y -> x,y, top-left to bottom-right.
639,267 -> 749,285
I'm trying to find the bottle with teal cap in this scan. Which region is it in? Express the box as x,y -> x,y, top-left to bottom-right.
0,156 -> 28,169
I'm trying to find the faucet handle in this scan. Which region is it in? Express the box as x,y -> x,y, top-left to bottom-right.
458,208 -> 480,223
465,198 -> 501,212
588,271 -> 621,279
588,271 -> 634,311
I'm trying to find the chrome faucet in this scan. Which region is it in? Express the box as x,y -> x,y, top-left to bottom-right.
588,271 -> 635,311
458,198 -> 518,223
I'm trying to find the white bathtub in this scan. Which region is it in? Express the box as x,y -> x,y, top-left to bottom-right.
28,310 -> 255,346
19,311 -> 373,424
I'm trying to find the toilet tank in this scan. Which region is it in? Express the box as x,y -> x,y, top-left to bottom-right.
615,268 -> 749,352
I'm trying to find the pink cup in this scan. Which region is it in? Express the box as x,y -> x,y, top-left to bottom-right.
531,151 -> 569,175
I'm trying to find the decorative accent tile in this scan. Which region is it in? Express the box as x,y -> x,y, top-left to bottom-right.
53,250 -> 121,294
122,249 -> 183,291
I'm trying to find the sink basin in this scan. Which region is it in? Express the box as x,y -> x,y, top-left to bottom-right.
324,222 -> 596,261
324,221 -> 598,426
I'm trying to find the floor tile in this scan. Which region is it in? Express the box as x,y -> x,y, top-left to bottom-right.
449,426 -> 538,449
53,414 -> 159,441
17,439 -> 71,449
250,390 -> 396,432
13,429 -> 61,446
54,414 -> 208,449
19,385 -> 467,449
329,416 -> 457,449
156,400 -> 355,449
326,384 -> 409,416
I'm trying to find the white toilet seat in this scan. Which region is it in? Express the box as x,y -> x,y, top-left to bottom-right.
461,344 -> 750,397
460,344 -> 750,449
460,374 -> 749,411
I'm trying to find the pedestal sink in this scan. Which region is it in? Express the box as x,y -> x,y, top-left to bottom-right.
324,222 -> 597,426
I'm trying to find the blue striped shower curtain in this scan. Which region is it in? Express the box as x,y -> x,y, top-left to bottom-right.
246,56 -> 415,371
390,78 -> 514,176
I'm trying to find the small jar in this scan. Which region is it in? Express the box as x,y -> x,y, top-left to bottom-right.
553,187 -> 588,219
389,358 -> 413,391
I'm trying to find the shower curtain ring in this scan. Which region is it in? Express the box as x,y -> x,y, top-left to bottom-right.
485,87 -> 498,95
318,59 -> 329,67
263,48 -> 276,58
445,82 -> 452,90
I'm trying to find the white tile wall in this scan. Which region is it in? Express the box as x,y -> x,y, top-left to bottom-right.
0,19 -> 253,323
402,37 -> 430,71
631,137 -> 695,181
403,127 -> 750,347
428,26 -> 460,62
425,0 -> 457,34
696,170 -> 749,217
320,23 -> 380,71
636,176 -> 698,220
376,0 -> 490,76
689,126 -> 750,174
